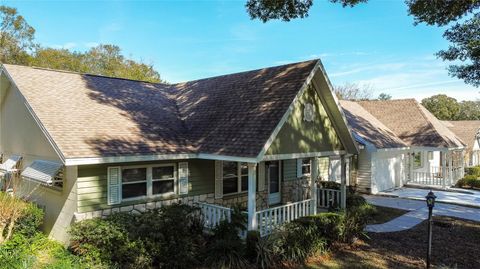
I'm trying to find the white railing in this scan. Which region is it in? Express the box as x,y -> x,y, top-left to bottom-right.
317,188 -> 341,209
255,199 -> 315,236
410,172 -> 445,186
198,202 -> 232,228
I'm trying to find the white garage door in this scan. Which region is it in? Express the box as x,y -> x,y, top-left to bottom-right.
372,153 -> 404,193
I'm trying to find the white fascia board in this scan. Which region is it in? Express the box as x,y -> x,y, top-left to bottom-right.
1,68 -> 66,164
377,147 -> 411,152
261,150 -> 346,161
65,153 -> 258,166
255,60 -> 321,162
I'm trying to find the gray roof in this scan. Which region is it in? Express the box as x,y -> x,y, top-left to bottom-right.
3,60 -> 319,159
340,101 -> 407,149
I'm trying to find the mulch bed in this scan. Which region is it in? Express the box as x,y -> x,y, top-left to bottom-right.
310,216 -> 480,269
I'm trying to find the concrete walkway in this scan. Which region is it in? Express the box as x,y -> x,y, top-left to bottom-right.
377,187 -> 480,208
364,196 -> 480,233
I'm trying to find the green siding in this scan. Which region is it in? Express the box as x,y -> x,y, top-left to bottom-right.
319,157 -> 329,181
283,159 -> 297,181
266,85 -> 343,156
77,159 -> 215,213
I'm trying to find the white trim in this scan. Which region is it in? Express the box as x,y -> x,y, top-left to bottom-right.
1,68 -> 66,163
65,153 -> 258,166
377,147 -> 411,152
262,150 -> 345,161
255,60 -> 321,162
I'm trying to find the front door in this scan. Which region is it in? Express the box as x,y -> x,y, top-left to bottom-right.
267,161 -> 281,205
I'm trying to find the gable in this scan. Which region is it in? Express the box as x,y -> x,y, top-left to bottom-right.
0,72 -> 61,163
264,84 -> 343,156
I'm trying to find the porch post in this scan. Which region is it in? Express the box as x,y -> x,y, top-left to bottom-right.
340,155 -> 347,210
461,150 -> 465,179
247,163 -> 257,231
311,157 -> 318,215
409,151 -> 414,182
442,150 -> 447,189
448,150 -> 453,187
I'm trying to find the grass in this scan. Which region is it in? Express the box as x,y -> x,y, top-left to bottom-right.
368,206 -> 408,225
306,216 -> 480,269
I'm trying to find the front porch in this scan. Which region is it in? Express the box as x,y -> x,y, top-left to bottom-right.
406,148 -> 464,189
197,156 -> 348,236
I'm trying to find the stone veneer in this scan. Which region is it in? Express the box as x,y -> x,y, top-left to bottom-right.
74,191 -> 270,222
281,177 -> 311,204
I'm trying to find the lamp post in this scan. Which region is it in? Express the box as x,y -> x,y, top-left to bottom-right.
425,190 -> 436,269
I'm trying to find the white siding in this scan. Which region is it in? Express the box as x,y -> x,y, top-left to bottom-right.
356,149 -> 372,193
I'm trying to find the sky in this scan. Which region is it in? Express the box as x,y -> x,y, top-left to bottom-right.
3,0 -> 479,101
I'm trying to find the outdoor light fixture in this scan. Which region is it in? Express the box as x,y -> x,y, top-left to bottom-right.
425,190 -> 436,209
425,190 -> 436,269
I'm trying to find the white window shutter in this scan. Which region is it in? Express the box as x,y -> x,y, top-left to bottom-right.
296,159 -> 303,178
258,162 -> 265,191
107,166 -> 122,205
178,162 -> 189,195
214,161 -> 223,199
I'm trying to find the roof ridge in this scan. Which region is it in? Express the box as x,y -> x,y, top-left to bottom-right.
172,59 -> 319,86
413,100 -> 444,141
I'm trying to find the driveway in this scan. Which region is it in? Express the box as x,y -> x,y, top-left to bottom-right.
377,187 -> 480,208
365,195 -> 480,232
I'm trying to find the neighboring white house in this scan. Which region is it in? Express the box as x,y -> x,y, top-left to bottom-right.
443,121 -> 480,167
341,99 -> 465,193
340,101 -> 409,193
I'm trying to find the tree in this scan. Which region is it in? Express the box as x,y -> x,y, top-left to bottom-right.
421,94 -> 460,120
333,82 -> 373,100
246,0 -> 366,22
457,100 -> 480,120
0,5 -> 36,65
246,0 -> 480,87
377,93 -> 392,100
0,5 -> 163,83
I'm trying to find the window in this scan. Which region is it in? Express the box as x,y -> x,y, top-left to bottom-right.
122,167 -> 147,199
152,166 -> 175,195
427,151 -> 434,161
301,159 -> 311,176
222,161 -> 248,195
413,152 -> 423,168
121,164 -> 176,200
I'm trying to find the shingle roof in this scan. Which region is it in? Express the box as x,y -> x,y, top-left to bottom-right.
442,120 -> 480,152
356,99 -> 464,148
2,60 -> 319,159
339,100 -> 407,149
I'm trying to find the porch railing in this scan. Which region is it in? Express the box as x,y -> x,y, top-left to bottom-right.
317,188 -> 341,209
198,202 -> 232,228
255,199 -> 315,236
410,172 -> 444,186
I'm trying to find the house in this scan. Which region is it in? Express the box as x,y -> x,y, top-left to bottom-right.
340,101 -> 409,193
442,121 -> 480,167
340,99 -> 465,193
0,59 -> 357,242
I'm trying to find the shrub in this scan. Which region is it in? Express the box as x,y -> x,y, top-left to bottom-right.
132,204 -> 205,269
297,213 -> 343,245
204,206 -> 249,269
69,216 -> 149,268
465,166 -> 480,177
346,192 -> 368,208
14,203 -> 44,237
0,192 -> 28,243
457,175 -> 480,189
340,203 -> 376,243
245,230 -> 260,262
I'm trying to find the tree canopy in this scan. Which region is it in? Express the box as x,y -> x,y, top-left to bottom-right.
421,94 -> 480,120
246,0 -> 480,87
0,5 -> 162,83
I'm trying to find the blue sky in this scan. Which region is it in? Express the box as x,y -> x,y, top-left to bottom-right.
4,0 -> 479,101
